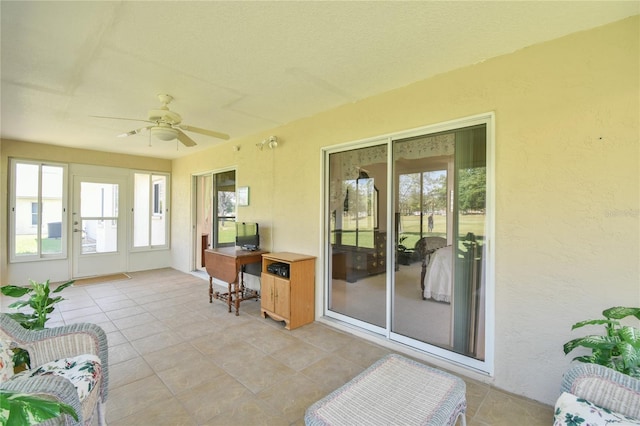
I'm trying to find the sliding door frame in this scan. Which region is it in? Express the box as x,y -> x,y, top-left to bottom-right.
321,112 -> 495,375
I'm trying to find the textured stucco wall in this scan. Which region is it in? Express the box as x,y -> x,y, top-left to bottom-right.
188,16 -> 638,404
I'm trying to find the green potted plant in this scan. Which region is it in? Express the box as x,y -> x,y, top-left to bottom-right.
0,390 -> 78,426
563,306 -> 640,378
0,279 -> 74,369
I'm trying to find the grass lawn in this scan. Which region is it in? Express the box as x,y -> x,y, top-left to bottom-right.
15,235 -> 62,255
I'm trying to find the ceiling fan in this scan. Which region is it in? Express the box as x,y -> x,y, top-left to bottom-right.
92,94 -> 230,147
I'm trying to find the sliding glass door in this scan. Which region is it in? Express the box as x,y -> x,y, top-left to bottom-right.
324,114 -> 493,372
392,125 -> 487,362
327,142 -> 388,330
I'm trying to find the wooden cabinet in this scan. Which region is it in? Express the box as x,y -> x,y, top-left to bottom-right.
261,252 -> 315,330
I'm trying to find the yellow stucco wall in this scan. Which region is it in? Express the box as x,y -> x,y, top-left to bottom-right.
171,16 -> 639,404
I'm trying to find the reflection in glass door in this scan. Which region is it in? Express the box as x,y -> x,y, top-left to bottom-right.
327,143 -> 388,329
324,116 -> 492,371
392,126 -> 487,361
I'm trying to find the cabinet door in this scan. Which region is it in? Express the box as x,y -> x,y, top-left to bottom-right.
261,273 -> 275,311
274,276 -> 290,319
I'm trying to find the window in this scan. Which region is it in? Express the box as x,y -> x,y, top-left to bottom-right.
31,202 -> 38,226
10,160 -> 67,261
153,182 -> 162,215
133,172 -> 169,248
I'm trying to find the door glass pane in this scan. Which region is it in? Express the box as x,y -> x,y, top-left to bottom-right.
41,166 -> 64,254
80,182 -> 119,254
134,173 -> 150,247
328,144 -> 387,327
14,163 -> 40,256
452,126 -> 486,359
392,126 -> 486,361
151,175 -> 166,246
215,171 -> 236,246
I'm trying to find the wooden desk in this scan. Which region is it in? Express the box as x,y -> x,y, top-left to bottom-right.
204,247 -> 268,315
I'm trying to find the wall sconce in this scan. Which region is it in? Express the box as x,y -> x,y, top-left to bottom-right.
257,136 -> 278,150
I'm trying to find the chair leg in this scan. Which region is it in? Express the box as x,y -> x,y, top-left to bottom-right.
96,400 -> 107,426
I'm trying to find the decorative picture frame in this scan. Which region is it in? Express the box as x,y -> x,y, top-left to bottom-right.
237,186 -> 249,206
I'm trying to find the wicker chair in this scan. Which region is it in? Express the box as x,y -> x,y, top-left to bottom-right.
415,236 -> 447,299
559,363 -> 640,421
0,313 -> 109,425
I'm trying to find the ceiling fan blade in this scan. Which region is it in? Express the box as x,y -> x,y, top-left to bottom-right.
90,115 -> 153,124
176,129 -> 197,147
117,126 -> 153,137
178,124 -> 230,140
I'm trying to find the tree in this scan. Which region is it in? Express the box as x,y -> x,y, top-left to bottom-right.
457,167 -> 486,213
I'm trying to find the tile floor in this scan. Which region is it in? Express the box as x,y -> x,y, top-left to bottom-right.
4,268 -> 554,425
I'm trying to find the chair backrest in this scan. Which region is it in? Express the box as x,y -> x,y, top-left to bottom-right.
561,363 -> 640,420
415,237 -> 447,258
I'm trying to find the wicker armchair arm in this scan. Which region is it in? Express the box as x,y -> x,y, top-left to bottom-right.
0,314 -> 109,402
561,363 -> 640,420
0,374 -> 83,426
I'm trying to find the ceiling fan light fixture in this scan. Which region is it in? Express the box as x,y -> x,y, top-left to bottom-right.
151,126 -> 178,141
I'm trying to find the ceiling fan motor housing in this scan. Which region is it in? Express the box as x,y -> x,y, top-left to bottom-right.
148,108 -> 181,124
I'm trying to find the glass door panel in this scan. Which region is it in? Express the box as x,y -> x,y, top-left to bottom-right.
73,176 -> 126,278
327,144 -> 388,328
392,126 -> 487,361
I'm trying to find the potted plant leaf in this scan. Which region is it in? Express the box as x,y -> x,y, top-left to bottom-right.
563,306 -> 640,378
0,279 -> 74,370
0,390 -> 78,426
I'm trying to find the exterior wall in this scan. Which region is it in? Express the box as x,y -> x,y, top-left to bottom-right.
171,17 -> 639,405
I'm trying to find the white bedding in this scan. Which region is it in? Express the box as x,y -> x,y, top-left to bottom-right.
422,245 -> 452,302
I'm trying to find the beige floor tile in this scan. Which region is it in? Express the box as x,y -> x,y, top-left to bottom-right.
269,340 -> 328,371
110,396 -> 196,426
111,311 -> 157,329
332,338 -> 394,368
300,354 -> 365,390
244,327 -> 300,354
224,354 -> 296,394
46,269 -> 556,425
143,342 -> 211,373
256,373 -> 334,423
109,356 -> 154,390
157,357 -> 226,394
119,320 -> 170,341
129,330 -> 185,355
295,323 -> 354,352
106,330 -> 128,346
203,396 -> 290,426
474,388 -> 554,425
465,378 -> 491,418
108,342 -> 140,365
176,373 -> 253,424
106,306 -> 148,321
106,375 -> 173,423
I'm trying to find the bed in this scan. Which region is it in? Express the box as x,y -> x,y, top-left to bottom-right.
422,245 -> 452,302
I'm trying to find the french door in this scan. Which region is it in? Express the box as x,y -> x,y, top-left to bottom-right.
324,114 -> 493,373
72,176 -> 127,278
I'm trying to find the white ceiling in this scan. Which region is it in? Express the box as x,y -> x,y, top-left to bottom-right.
1,1 -> 638,159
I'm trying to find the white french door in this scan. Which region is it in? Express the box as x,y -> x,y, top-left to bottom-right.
72,175 -> 127,278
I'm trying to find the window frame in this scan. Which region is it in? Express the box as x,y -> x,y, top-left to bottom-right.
9,158 -> 68,262
131,171 -> 170,251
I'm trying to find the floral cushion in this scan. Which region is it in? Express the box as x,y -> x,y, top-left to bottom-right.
0,339 -> 14,383
554,391 -> 640,425
11,354 -> 101,402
